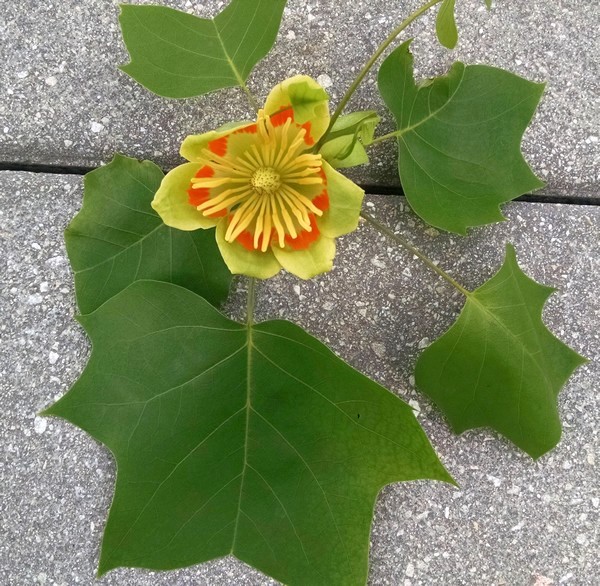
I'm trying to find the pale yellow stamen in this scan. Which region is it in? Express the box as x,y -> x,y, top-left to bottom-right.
261,200 -> 272,252
196,185 -> 252,211
199,190 -> 253,215
278,189 -> 313,230
226,196 -> 263,242
194,109 -> 327,250
281,184 -> 324,217
253,196 -> 270,249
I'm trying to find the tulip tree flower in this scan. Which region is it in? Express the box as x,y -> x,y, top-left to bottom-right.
152,76 -> 364,280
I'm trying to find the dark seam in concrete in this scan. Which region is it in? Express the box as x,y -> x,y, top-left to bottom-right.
0,162 -> 96,175
1,162 -> 598,206
361,184 -> 600,206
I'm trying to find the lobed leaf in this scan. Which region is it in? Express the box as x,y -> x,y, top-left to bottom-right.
378,40 -> 545,234
44,280 -> 452,584
415,244 -> 587,458
119,0 -> 287,98
65,155 -> 231,313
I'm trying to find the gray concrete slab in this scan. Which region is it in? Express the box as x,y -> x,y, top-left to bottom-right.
1,169 -> 598,585
1,1 -> 598,197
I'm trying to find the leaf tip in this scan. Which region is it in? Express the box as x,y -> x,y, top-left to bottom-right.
95,564 -> 110,579
38,399 -> 66,420
400,37 -> 414,52
447,475 -> 460,489
437,466 -> 459,488
97,551 -> 120,578
443,39 -> 458,51
572,350 -> 591,368
526,430 -> 561,460
118,62 -> 133,77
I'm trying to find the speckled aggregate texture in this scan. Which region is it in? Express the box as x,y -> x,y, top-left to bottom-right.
0,0 -> 599,197
1,172 -> 598,585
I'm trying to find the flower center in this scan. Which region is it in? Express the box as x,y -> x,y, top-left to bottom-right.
251,167 -> 281,195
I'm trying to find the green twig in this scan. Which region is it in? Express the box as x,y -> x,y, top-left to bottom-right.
360,211 -> 471,297
315,0 -> 443,151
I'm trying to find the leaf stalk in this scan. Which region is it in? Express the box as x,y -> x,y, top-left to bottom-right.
247,277 -> 257,327
360,210 -> 471,297
367,129 -> 405,146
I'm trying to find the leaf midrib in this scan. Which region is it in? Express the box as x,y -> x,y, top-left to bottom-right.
213,7 -> 251,91
230,324 -> 253,552
467,272 -> 553,398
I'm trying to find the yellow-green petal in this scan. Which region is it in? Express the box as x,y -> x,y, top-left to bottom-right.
319,161 -> 365,238
215,221 -> 281,279
264,75 -> 330,143
152,163 -> 218,231
180,120 -> 253,162
272,235 -> 335,280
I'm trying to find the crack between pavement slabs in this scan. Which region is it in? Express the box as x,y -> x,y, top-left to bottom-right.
1,161 -> 599,206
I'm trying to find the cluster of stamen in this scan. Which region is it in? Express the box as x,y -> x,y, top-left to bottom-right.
189,109 -> 325,251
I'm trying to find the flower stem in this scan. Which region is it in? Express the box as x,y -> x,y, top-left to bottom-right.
360,210 -> 471,297
315,0 -> 443,151
246,277 -> 257,327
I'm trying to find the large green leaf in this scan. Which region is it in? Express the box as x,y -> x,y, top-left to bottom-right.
416,244 -> 587,458
378,41 -> 545,234
65,155 -> 231,314
436,0 -> 458,49
44,280 -> 452,583
119,1 -> 287,98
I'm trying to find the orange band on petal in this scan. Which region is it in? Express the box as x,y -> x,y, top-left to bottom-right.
195,165 -> 215,178
208,137 -> 228,156
236,230 -> 257,251
235,124 -> 258,135
285,215 -> 320,250
188,188 -> 210,206
301,122 -> 314,145
188,166 -> 214,206
312,189 -> 329,212
270,106 -> 294,127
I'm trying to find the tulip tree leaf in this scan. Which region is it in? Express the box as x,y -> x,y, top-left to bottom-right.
320,111 -> 380,169
415,244 -> 587,459
436,0 -> 458,49
43,280 -> 452,584
378,40 -> 545,234
119,0 -> 287,98
65,155 -> 231,314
